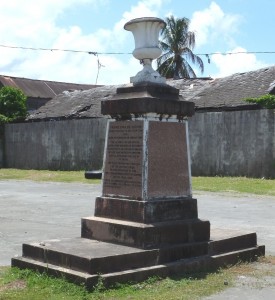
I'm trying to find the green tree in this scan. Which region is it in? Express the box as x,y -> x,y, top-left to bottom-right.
157,16 -> 204,79
0,86 -> 27,124
244,94 -> 275,109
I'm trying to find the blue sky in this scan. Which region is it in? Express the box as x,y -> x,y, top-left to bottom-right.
0,0 -> 274,85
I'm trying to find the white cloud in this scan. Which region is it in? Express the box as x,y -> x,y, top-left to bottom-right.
113,0 -> 163,48
96,56 -> 139,85
190,2 -> 242,48
211,47 -> 268,78
0,0 -> 94,44
0,0 -> 165,84
190,2 -> 268,78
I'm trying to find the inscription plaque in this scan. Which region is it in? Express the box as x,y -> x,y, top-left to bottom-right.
102,121 -> 144,199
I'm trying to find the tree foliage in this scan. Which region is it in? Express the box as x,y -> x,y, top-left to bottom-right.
157,16 -> 204,79
0,86 -> 27,124
244,94 -> 275,109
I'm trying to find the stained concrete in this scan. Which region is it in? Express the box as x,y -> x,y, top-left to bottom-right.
4,109 -> 275,178
196,191 -> 275,256
0,180 -> 97,266
189,109 -> 275,179
204,262 -> 275,300
0,138 -> 3,168
4,118 -> 107,171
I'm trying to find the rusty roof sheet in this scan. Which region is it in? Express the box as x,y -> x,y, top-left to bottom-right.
0,75 -> 100,98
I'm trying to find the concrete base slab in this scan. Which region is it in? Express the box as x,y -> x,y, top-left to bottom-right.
18,238 -> 209,274
12,228 -> 265,290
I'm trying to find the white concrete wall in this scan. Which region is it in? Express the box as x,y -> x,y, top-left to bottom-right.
189,109 -> 275,178
3,109 -> 275,178
0,137 -> 3,168
4,119 -> 107,171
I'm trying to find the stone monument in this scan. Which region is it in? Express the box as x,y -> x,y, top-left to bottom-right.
12,17 -> 265,289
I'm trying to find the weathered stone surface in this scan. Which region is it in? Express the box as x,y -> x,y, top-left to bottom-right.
208,231 -> 257,255
116,83 -> 179,99
81,216 -> 210,249
102,119 -> 191,200
94,197 -> 198,223
101,84 -> 194,117
101,97 -> 195,118
20,238 -> 209,274
147,121 -> 191,198
12,229 -> 265,289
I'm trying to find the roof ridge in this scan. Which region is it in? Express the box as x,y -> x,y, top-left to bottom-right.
0,74 -> 97,86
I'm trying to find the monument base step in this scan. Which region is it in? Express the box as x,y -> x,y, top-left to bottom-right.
94,196 -> 198,223
81,216 -> 210,249
11,229 -> 265,290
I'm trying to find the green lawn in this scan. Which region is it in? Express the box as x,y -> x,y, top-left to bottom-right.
192,176 -> 275,196
0,169 -> 274,196
0,260 -> 271,300
0,169 -> 100,184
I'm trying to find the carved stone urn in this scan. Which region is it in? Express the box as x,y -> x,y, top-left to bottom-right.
124,17 -> 166,85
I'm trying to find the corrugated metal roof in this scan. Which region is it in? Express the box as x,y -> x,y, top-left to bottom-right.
0,75 -> 100,98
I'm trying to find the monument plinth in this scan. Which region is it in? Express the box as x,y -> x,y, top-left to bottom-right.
12,17 -> 264,290
81,84 -> 211,249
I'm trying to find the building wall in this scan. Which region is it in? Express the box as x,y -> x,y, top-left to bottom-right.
3,109 -> 275,178
4,118 -> 108,171
189,109 -> 275,178
0,136 -> 3,168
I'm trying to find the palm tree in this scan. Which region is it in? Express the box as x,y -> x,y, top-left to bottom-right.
157,16 -> 204,79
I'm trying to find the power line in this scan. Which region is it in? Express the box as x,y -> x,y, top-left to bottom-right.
1,43 -> 275,57
197,51 -> 275,56
0,44 -> 131,55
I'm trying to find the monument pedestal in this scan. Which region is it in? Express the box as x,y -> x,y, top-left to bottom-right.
80,85 -> 209,248
12,84 -> 265,289
81,99 -> 210,248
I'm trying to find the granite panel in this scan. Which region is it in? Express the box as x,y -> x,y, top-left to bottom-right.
147,121 -> 191,198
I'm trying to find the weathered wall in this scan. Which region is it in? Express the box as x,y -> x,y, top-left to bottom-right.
3,109 -> 275,178
0,137 -> 3,168
189,109 -> 275,178
4,118 -> 108,171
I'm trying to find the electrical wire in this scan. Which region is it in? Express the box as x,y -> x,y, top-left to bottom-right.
1,43 -> 275,57
0,44 -> 131,55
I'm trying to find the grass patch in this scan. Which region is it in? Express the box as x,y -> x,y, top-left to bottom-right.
1,258 -> 274,299
0,169 -> 275,196
0,267 -> 89,299
0,169 -> 100,184
0,266 -> 234,300
192,176 -> 275,196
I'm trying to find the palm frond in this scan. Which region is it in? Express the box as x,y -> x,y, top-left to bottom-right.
157,15 -> 204,78
182,48 -> 204,73
157,50 -> 173,63
157,56 -> 175,78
